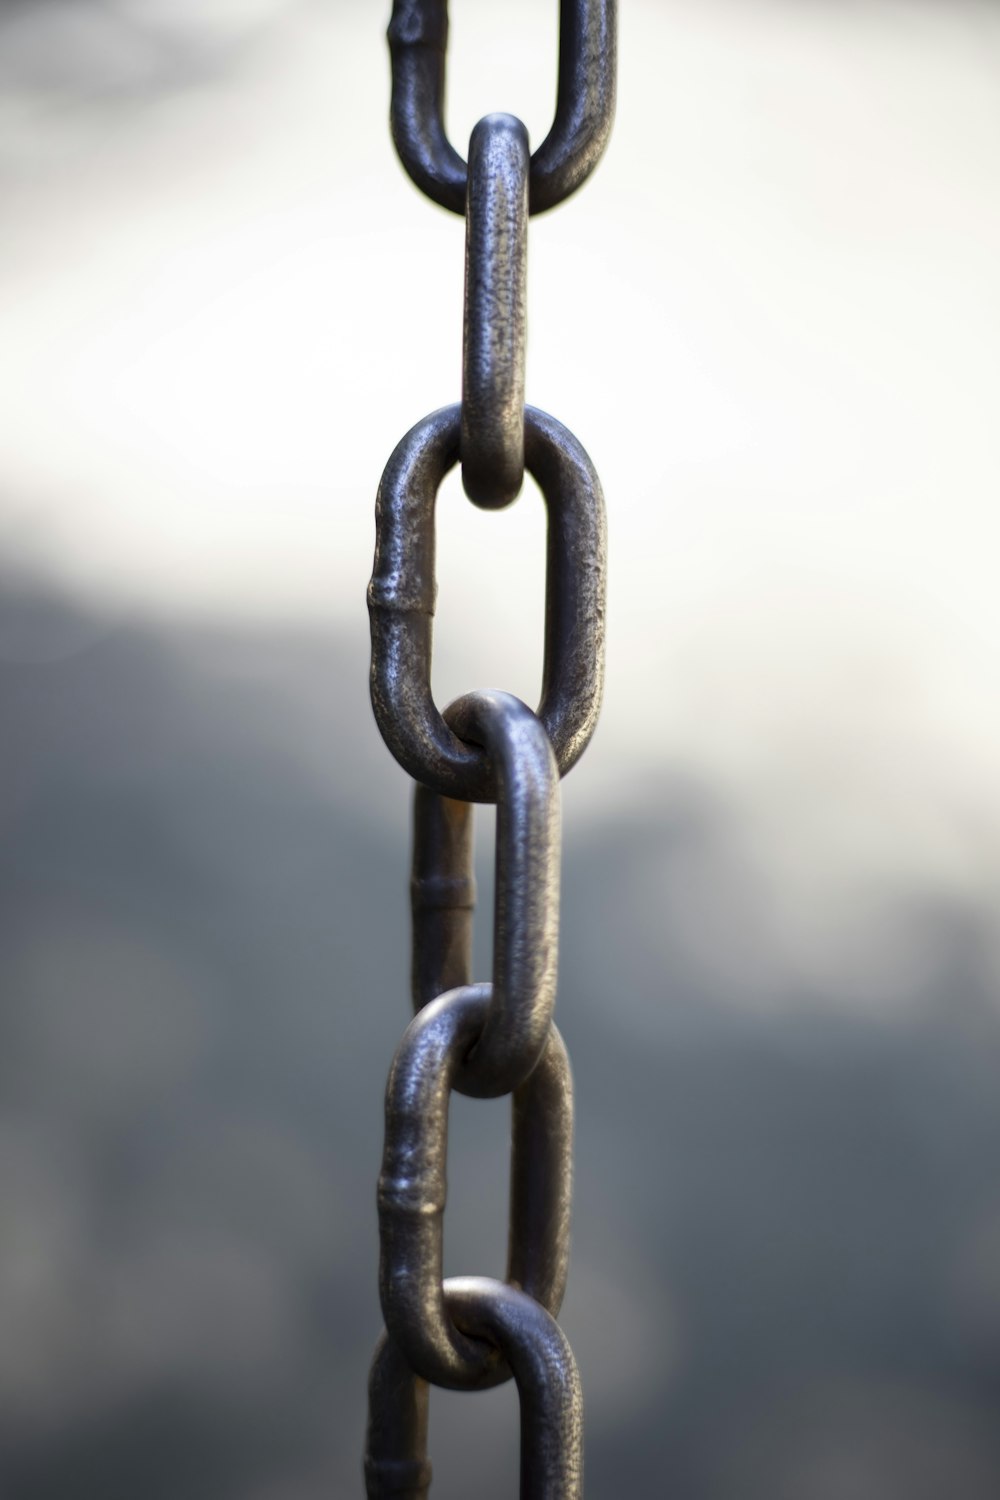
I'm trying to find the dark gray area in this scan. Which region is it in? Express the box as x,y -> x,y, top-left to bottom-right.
1,586 -> 999,1498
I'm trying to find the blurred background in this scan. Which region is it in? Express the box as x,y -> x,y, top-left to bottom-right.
2,0 -> 1000,1495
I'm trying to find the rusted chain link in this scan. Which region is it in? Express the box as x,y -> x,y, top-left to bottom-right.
365,2 -> 616,1493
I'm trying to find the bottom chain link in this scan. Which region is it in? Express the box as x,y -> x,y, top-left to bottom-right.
365,1278 -> 583,1500
378,988 -> 573,1390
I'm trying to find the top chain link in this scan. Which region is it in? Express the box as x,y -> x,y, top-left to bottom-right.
388,0 -> 617,216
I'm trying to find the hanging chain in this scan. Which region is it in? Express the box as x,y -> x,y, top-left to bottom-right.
364,4 -> 617,1495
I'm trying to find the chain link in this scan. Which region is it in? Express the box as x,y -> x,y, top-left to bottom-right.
388,0 -> 617,216
462,113 -> 529,509
365,3 -> 616,1493
367,1279 -> 583,1500
379,988 -> 573,1388
368,405 -> 607,803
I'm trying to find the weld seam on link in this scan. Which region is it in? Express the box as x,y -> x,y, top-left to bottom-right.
365,1330 -> 432,1500
410,785 -> 475,1006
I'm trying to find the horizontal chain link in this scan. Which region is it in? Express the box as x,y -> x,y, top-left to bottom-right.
368,404 -> 607,802
388,0 -> 617,217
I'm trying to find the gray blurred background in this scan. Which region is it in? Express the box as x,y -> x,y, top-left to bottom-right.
2,1 -> 1000,1496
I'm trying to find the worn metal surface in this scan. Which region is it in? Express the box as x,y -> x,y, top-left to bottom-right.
446,1279 -> 584,1500
366,0 -> 615,1490
364,1332 -> 432,1500
461,113 -> 529,509
411,704 -> 564,1046
411,692 -> 562,1084
410,785 -> 475,1012
444,690 -> 560,1099
388,0 -> 617,217
368,404 -> 606,804
379,986 -> 572,1389
365,1279 -> 582,1500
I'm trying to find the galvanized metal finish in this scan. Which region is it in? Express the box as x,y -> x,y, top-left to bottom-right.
388,0 -> 617,217
365,1279 -> 582,1500
366,3 -> 615,1492
379,987 -> 572,1389
368,404 -> 607,804
461,113 -> 529,509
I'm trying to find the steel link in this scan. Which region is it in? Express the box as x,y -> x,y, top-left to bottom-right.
388,0 -> 617,217
366,1278 -> 583,1500
446,690 -> 560,1097
412,692 -> 560,1100
410,785 -> 475,1012
378,988 -> 573,1390
461,113 -> 529,510
365,1332 -> 432,1500
368,404 -> 607,803
447,1279 -> 584,1500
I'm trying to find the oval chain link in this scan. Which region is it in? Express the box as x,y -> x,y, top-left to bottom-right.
378,987 -> 573,1389
461,113 -> 529,509
366,0 -> 616,1492
368,404 -> 606,803
388,0 -> 617,217
442,690 -> 560,1099
410,695 -> 560,1069
366,1278 -> 583,1499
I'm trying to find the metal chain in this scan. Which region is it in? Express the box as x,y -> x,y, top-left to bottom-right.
365,4 -> 616,1494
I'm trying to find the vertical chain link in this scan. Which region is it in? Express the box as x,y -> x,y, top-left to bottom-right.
461,113 -> 529,509
365,4 -> 616,1493
368,405 -> 607,803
